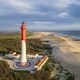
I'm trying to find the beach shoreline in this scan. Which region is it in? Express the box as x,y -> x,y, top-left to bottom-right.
47,32 -> 80,80
32,32 -> 80,80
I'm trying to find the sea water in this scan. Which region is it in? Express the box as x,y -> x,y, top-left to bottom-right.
52,30 -> 80,39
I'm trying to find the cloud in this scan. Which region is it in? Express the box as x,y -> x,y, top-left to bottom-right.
0,0 -> 74,15
52,0 -> 72,9
68,4 -> 80,18
0,0 -> 34,15
33,21 -> 53,24
58,12 -> 69,18
0,0 -> 80,31
28,22 -> 80,31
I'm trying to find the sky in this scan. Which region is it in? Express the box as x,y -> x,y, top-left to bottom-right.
0,0 -> 80,31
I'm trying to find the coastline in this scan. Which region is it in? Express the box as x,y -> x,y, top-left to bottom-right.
32,32 -> 80,80
47,32 -> 80,80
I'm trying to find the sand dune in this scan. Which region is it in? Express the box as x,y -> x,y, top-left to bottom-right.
28,32 -> 51,39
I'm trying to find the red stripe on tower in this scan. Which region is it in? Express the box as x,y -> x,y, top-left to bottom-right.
21,22 -> 26,40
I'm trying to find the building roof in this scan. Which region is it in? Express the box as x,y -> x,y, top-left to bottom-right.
35,55 -> 48,67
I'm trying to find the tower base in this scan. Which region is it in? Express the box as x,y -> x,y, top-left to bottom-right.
14,59 -> 34,69
15,62 -> 30,68
20,62 -> 27,66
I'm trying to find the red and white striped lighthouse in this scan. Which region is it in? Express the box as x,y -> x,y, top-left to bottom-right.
20,22 -> 27,66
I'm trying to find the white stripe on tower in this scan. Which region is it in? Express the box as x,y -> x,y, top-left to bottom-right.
21,40 -> 27,63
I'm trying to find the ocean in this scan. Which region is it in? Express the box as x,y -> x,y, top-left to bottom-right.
29,30 -> 80,39
52,30 -> 80,39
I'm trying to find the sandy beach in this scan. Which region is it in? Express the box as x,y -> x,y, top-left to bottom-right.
28,32 -> 80,80
49,33 -> 80,80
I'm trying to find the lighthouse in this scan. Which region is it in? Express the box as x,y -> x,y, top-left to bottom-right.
20,22 -> 27,66
13,22 -> 48,71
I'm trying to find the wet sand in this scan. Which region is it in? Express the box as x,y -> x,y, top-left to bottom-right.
50,34 -> 80,80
